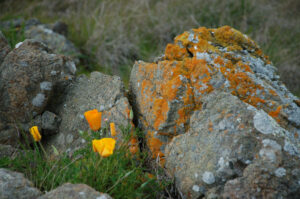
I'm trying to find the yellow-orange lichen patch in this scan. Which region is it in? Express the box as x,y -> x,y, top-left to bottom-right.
147,131 -> 164,159
153,98 -> 169,130
174,31 -> 190,46
192,27 -> 213,41
188,39 -> 218,54
214,56 -> 225,66
208,120 -> 213,132
269,89 -> 278,97
269,105 -> 282,118
165,43 -> 188,61
238,124 -> 245,130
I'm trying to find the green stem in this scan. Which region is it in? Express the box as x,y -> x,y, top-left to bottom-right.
38,141 -> 48,159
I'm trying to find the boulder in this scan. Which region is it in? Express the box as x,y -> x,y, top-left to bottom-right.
0,31 -> 11,65
0,39 -> 75,145
25,24 -> 80,63
48,72 -> 132,152
37,183 -> 113,199
129,26 -> 300,198
0,168 -> 42,199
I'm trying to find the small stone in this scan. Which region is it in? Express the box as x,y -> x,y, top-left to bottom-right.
202,171 -> 215,185
32,93 -> 46,107
192,185 -> 200,192
15,42 -> 23,48
275,167 -> 286,177
40,81 -> 52,91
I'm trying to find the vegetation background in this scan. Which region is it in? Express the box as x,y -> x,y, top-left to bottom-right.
1,0 -> 300,95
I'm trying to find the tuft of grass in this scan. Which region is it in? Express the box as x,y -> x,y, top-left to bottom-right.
1,24 -> 26,48
0,125 -> 167,199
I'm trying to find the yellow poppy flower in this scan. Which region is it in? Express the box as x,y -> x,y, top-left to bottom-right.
29,126 -> 41,142
110,122 -> 116,136
84,109 -> 102,131
92,138 -> 116,157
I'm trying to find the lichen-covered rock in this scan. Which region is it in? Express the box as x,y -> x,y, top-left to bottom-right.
129,26 -> 300,198
0,39 -> 75,145
0,168 -> 42,199
48,71 -> 132,152
37,183 -> 113,199
0,31 -> 11,65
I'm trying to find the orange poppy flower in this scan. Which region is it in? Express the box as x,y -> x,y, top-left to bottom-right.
110,122 -> 116,136
29,126 -> 41,142
84,109 -> 102,131
92,138 -> 116,157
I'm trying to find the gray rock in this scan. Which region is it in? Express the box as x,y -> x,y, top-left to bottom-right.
0,125 -> 20,146
222,162 -> 300,198
0,144 -> 18,158
48,72 -> 132,152
0,31 -> 11,65
165,91 -> 300,198
52,21 -> 68,37
37,183 -> 113,199
25,25 -> 80,63
0,168 -> 42,199
41,111 -> 61,135
0,39 -> 75,146
0,18 -> 25,30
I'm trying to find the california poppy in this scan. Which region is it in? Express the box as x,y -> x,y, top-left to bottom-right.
110,122 -> 116,136
29,126 -> 42,142
92,138 -> 116,157
84,109 -> 102,131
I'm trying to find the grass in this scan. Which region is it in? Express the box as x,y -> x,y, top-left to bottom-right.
0,125 -> 168,199
1,24 -> 25,48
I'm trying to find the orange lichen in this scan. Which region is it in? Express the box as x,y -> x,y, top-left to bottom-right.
208,120 -> 213,132
269,105 -> 282,118
214,56 -> 225,66
165,44 -> 188,60
147,131 -> 164,160
269,89 -> 278,96
238,124 -> 245,130
153,98 -> 169,130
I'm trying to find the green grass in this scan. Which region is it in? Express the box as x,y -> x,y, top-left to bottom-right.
0,125 -> 167,199
1,24 -> 26,48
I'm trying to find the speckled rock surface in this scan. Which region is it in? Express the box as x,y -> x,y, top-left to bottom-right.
37,183 -> 113,199
48,71 -> 132,152
129,26 -> 300,198
25,25 -> 80,63
0,39 -> 75,145
0,144 -> 18,158
0,31 -> 11,65
165,91 -> 300,198
0,168 -> 42,199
